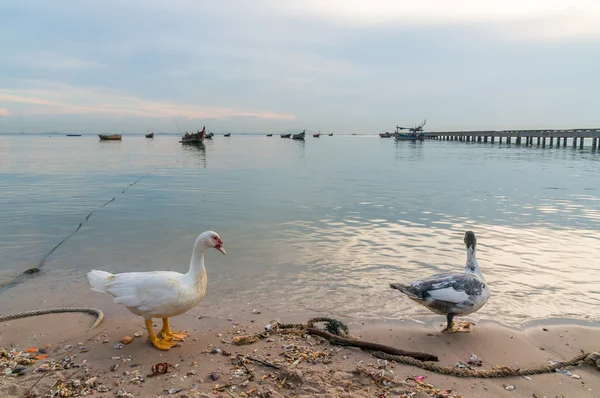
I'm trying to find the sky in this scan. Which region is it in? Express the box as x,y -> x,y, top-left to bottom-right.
1,0 -> 599,134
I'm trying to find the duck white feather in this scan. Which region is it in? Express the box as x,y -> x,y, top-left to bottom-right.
87,231 -> 226,350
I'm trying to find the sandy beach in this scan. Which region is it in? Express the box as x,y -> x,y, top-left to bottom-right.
2,308 -> 599,398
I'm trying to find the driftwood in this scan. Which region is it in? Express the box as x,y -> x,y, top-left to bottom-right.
306,328 -> 438,362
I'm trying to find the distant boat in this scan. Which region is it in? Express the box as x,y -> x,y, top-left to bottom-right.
205,132 -> 214,139
145,132 -> 154,138
280,133 -> 291,138
292,130 -> 306,140
313,133 -> 321,138
266,134 -> 273,137
66,134 -> 81,137
379,132 -> 392,138
98,134 -> 122,141
328,133 -> 333,136
224,133 -> 231,137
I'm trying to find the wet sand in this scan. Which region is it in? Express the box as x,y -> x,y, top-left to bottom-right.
2,309 -> 599,398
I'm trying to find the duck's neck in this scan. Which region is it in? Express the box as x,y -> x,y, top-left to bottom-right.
187,242 -> 207,280
465,246 -> 484,279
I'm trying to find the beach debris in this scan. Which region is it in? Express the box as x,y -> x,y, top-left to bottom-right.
252,309 -> 262,314
121,336 -> 133,344
246,356 -> 282,369
555,368 -> 573,377
115,389 -> 135,397
281,344 -> 333,366
455,361 -> 471,369
114,343 -> 124,349
134,331 -> 143,337
416,376 -> 426,381
522,375 -> 532,380
85,376 -> 98,387
167,387 -> 184,394
467,353 -> 483,366
147,362 -> 173,377
209,372 -> 220,381
503,384 -> 516,391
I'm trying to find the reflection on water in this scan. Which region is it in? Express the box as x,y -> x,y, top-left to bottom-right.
1,134 -> 599,326
181,143 -> 207,168
395,140 -> 425,161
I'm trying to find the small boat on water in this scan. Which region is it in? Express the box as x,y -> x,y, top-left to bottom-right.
145,132 -> 154,138
223,133 -> 231,137
180,127 -> 206,144
379,132 -> 392,138
328,133 -> 333,136
266,134 -> 273,137
98,134 -> 122,141
205,132 -> 214,139
280,133 -> 291,138
313,133 -> 321,138
66,134 -> 81,137
292,130 -> 306,140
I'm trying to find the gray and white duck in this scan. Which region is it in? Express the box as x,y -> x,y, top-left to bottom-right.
390,231 -> 490,333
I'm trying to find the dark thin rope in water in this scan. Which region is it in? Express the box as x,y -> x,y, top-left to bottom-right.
0,162 -> 175,293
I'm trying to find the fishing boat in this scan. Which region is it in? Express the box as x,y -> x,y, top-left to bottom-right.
292,130 -> 306,140
66,134 -> 81,137
98,134 -> 122,141
394,119 -> 427,141
205,132 -> 214,139
394,132 -> 425,141
313,133 -> 321,138
224,133 -> 231,137
280,133 -> 291,138
328,133 -> 333,136
266,134 -> 273,137
180,127 -> 205,144
145,132 -> 154,138
379,132 -> 392,138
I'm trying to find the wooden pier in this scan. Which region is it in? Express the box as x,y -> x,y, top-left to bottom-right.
423,128 -> 600,150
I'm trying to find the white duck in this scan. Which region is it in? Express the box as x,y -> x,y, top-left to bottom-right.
87,231 -> 226,350
390,231 -> 490,333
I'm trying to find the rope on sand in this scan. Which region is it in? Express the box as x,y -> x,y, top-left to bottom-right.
371,350 -> 600,378
0,307 -> 104,329
233,317 -> 600,378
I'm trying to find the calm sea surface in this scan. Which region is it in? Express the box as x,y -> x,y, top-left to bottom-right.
1,134 -> 599,326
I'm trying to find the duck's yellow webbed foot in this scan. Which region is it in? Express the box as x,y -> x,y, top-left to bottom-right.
159,318 -> 190,342
442,320 -> 476,334
145,319 -> 179,350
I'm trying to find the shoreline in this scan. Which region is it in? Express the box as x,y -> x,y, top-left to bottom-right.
2,311 -> 599,397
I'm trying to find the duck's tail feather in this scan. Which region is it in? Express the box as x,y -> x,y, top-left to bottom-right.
87,270 -> 115,293
390,282 -> 424,300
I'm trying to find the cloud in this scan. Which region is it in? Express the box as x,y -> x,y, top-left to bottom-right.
274,0 -> 600,40
0,108 -> 9,116
20,52 -> 106,70
0,81 -> 294,120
